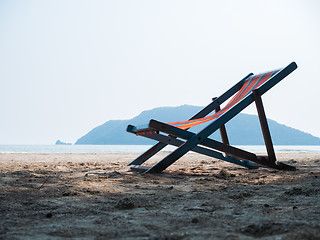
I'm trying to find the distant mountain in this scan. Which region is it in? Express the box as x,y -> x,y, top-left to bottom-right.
75,105 -> 320,145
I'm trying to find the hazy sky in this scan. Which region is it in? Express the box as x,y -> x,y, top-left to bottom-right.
0,0 -> 319,144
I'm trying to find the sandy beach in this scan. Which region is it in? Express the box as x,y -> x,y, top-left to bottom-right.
0,152 -> 320,239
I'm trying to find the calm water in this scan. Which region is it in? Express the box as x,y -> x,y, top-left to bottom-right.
0,145 -> 320,153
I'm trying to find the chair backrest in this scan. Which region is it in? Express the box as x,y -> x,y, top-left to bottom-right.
168,69 -> 281,130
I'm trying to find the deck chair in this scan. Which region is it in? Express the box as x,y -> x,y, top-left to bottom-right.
127,62 -> 298,173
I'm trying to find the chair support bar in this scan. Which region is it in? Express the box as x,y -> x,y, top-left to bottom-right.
253,89 -> 276,163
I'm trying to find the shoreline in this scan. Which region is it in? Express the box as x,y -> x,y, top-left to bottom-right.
0,144 -> 320,154
1,152 -> 320,239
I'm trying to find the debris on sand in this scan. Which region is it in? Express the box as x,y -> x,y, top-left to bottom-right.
215,169 -> 235,179
240,222 -> 287,237
115,197 -> 135,210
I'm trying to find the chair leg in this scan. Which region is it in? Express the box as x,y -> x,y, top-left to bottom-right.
127,142 -> 167,166
253,89 -> 276,163
146,132 -> 205,173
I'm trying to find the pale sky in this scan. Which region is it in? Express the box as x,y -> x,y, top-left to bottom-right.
0,0 -> 319,144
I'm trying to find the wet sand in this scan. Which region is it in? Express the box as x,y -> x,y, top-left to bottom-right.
0,152 -> 320,239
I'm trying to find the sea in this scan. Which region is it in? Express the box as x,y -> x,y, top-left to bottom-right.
0,145 -> 320,154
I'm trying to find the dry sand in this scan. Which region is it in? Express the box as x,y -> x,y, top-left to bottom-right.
0,152 -> 320,239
